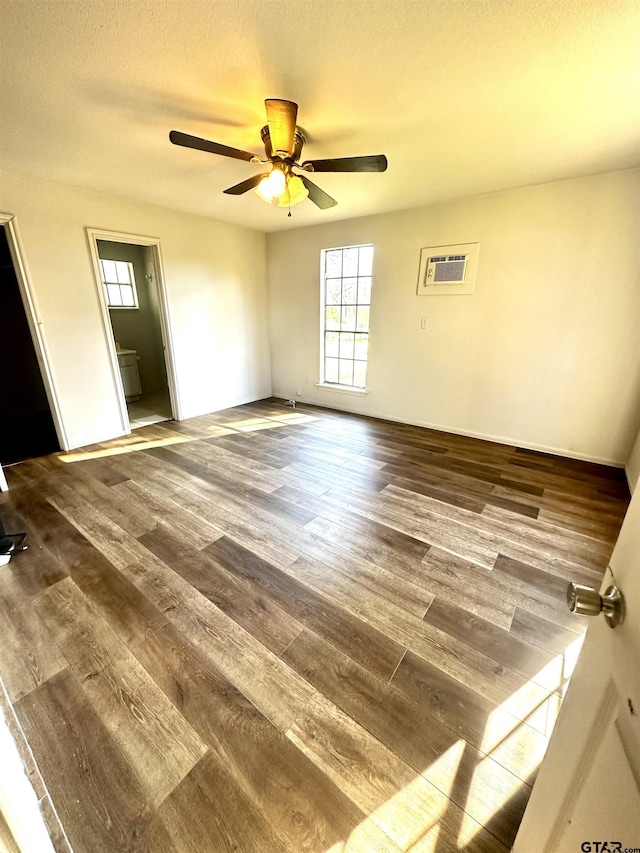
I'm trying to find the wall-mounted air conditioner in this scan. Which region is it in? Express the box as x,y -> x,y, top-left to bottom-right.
417,242 -> 480,295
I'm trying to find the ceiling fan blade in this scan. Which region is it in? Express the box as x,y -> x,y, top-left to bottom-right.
169,130 -> 258,162
302,154 -> 388,173
265,99 -> 297,155
223,174 -> 265,195
299,175 -> 338,209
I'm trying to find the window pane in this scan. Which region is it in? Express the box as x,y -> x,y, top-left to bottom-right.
325,306 -> 340,330
115,261 -> 131,284
326,251 -> 342,278
339,359 -> 354,385
353,361 -> 368,388
356,306 -> 370,331
339,332 -> 355,360
342,278 -> 357,304
354,333 -> 368,360
326,280 -> 341,305
341,306 -> 356,330
325,332 -> 339,358
358,245 -> 373,276
325,357 -> 339,383
101,259 -> 117,283
107,284 -> 122,306
321,244 -> 373,391
121,286 -> 135,306
357,277 -> 372,304
343,247 -> 359,276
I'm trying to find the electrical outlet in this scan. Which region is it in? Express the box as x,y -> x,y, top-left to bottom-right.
420,317 -> 429,329
296,389 -> 302,397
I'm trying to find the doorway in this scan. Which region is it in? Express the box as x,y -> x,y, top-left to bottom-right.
87,230 -> 180,432
0,223 -> 60,464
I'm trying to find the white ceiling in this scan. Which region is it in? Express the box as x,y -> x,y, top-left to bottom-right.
1,0 -> 638,233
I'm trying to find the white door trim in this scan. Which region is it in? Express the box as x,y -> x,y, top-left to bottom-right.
0,212 -> 70,453
85,228 -> 182,432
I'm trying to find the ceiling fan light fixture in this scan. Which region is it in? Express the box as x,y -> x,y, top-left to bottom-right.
277,174 -> 309,208
255,164 -> 286,203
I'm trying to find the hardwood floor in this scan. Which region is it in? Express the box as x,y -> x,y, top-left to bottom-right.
0,399 -> 630,852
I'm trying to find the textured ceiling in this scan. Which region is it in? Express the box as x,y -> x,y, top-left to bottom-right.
1,0 -> 638,232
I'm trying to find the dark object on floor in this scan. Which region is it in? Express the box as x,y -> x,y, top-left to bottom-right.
0,518 -> 27,560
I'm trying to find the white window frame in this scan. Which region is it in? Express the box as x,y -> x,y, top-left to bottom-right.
318,243 -> 373,394
100,259 -> 139,309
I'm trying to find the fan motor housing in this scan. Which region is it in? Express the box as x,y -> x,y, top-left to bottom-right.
260,125 -> 306,162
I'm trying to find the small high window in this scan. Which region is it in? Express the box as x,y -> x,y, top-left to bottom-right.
100,259 -> 139,308
320,244 -> 373,389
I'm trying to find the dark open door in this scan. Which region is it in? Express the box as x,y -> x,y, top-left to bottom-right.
0,225 -> 59,464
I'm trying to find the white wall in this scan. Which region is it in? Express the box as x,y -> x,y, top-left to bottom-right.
626,424 -> 640,493
267,170 -> 640,465
0,171 -> 270,449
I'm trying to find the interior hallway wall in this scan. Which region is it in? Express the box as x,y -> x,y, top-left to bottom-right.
267,169 -> 640,465
0,171 -> 271,449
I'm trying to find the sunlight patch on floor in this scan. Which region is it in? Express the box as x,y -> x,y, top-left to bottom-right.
458,632 -> 586,846
269,412 -> 318,424
56,410 -> 317,460
325,631 -> 587,853
58,434 -> 191,462
226,412 -> 317,431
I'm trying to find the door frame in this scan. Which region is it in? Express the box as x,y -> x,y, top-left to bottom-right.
86,228 -> 182,433
0,212 -> 69,452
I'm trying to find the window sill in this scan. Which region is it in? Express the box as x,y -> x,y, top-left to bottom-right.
315,383 -> 369,397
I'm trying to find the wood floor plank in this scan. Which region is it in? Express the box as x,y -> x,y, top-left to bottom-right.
382,483 -> 607,579
390,649 -> 550,784
138,523 -> 303,655
145,442 -> 282,495
34,578 -> 207,806
130,468 -> 304,567
167,602 -> 315,732
43,480 -> 155,571
421,547 -> 585,633
493,553 -> 573,599
135,621 -> 369,852
509,607 -> 582,656
0,398 -> 628,852
204,535 -> 405,680
273,486 -> 515,627
285,555 -> 554,723
111,478 -> 223,549
0,679 -> 47,801
0,569 -> 66,702
155,751 -> 296,853
14,669 -> 175,853
67,455 -> 131,487
16,490 -> 169,650
423,597 -> 555,680
167,471 -> 434,619
0,524 -> 67,598
275,483 -> 431,561
52,464 -> 158,538
286,692 -> 508,852
282,628 -> 531,848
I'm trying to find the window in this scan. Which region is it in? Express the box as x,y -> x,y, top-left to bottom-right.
100,259 -> 139,308
321,244 -> 373,390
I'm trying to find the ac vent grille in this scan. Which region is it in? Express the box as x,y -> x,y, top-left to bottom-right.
417,242 -> 479,296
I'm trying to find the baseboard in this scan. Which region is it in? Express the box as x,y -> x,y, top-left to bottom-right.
274,394 -> 626,469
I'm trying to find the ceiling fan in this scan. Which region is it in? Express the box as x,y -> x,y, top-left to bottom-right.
169,99 -> 387,213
